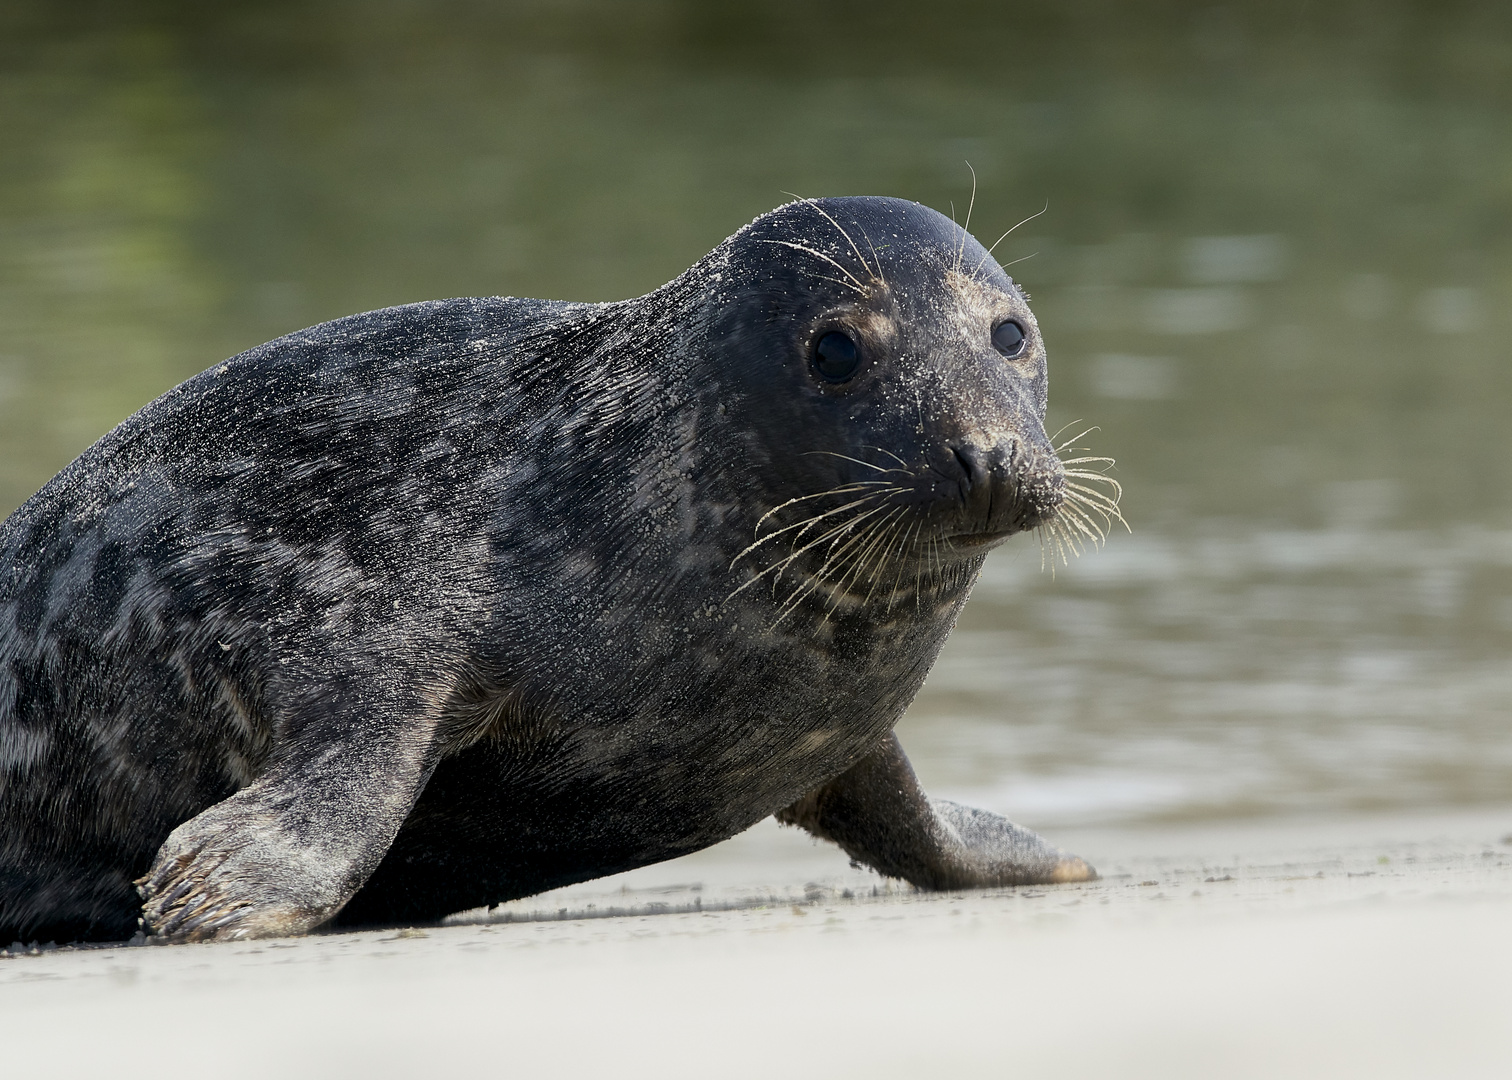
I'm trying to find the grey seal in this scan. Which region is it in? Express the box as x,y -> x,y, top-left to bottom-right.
0,196 -> 1114,944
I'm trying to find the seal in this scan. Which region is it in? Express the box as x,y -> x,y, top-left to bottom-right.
0,196 -> 1116,944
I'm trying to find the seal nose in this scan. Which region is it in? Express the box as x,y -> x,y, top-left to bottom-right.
946,441 -> 1064,534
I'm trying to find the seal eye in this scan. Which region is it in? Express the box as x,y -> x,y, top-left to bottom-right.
812,331 -> 860,383
992,320 -> 1027,358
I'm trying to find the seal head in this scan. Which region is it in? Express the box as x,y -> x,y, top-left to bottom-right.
703,197 -> 1062,619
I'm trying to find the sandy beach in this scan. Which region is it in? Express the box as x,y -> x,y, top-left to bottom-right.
3,808 -> 1508,1079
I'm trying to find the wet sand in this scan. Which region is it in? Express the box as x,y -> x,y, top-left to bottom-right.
3,808 -> 1510,1079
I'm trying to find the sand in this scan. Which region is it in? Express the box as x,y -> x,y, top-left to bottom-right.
2,808 -> 1510,1079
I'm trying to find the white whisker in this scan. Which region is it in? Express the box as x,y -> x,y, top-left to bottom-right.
734,492 -> 893,567
858,225 -> 888,289
955,162 -> 978,274
757,240 -> 866,292
861,517 -> 908,606
727,501 -> 894,603
1053,424 -> 1100,454
803,450 -> 913,477
976,200 -> 1049,272
782,193 -> 882,283
752,482 -> 893,532
775,510 -> 892,623
862,445 -> 911,469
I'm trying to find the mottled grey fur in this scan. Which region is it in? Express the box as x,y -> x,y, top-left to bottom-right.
0,196 -> 1092,944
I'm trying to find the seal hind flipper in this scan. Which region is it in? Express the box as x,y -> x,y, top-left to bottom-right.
776,731 -> 1096,888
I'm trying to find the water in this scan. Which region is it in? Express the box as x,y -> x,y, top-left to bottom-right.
3,1 -> 1511,827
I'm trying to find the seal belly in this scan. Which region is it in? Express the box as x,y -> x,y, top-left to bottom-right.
338,652 -> 921,927
336,738 -> 737,925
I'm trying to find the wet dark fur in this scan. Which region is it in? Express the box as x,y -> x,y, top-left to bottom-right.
0,197 -> 1092,944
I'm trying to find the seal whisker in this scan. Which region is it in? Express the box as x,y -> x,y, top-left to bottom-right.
857,521 -> 901,609
802,450 -> 913,476
1064,481 -> 1127,523
1051,497 -> 1100,540
976,199 -> 1049,272
1049,423 -> 1128,542
1055,500 -> 1108,545
1054,518 -> 1078,565
751,482 -> 894,534
1061,463 -> 1128,528
743,489 -> 893,555
768,490 -> 895,556
1063,499 -> 1122,541
1063,478 -> 1124,510
757,502 -> 895,597
810,273 -> 873,293
1037,521 -> 1056,573
1060,511 -> 1096,551
743,481 -> 895,547
734,489 -> 903,600
772,505 -> 895,624
755,493 -> 891,545
1061,457 -> 1119,472
861,445 -> 911,470
1038,517 -> 1072,570
730,499 -> 890,591
831,507 -> 906,610
1053,424 -> 1101,455
1064,477 -> 1124,508
821,506 -> 894,586
811,513 -> 896,623
1062,459 -> 1117,471
809,502 -> 896,570
955,163 -> 978,274
757,240 -> 866,292
780,194 -> 882,283
1049,418 -> 1087,446
857,225 -> 889,289
861,516 -> 910,607
1050,524 -> 1074,569
886,518 -> 922,610
727,498 -> 895,603
1072,497 -> 1129,540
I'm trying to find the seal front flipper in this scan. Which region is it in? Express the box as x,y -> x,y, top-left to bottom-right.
776,731 -> 1095,889
135,677 -> 452,942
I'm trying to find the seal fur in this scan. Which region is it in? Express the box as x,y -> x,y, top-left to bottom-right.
0,196 -> 1096,943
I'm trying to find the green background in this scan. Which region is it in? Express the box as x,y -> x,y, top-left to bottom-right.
4,0 -> 1512,824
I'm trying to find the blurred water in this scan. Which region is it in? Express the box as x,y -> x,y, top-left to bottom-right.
2,1 -> 1511,825
911,523 -> 1512,824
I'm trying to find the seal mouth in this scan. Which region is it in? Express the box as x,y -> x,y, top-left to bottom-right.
945,526 -> 1019,548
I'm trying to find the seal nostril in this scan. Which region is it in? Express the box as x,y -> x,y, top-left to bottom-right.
948,445 -> 983,502
950,446 -> 973,482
